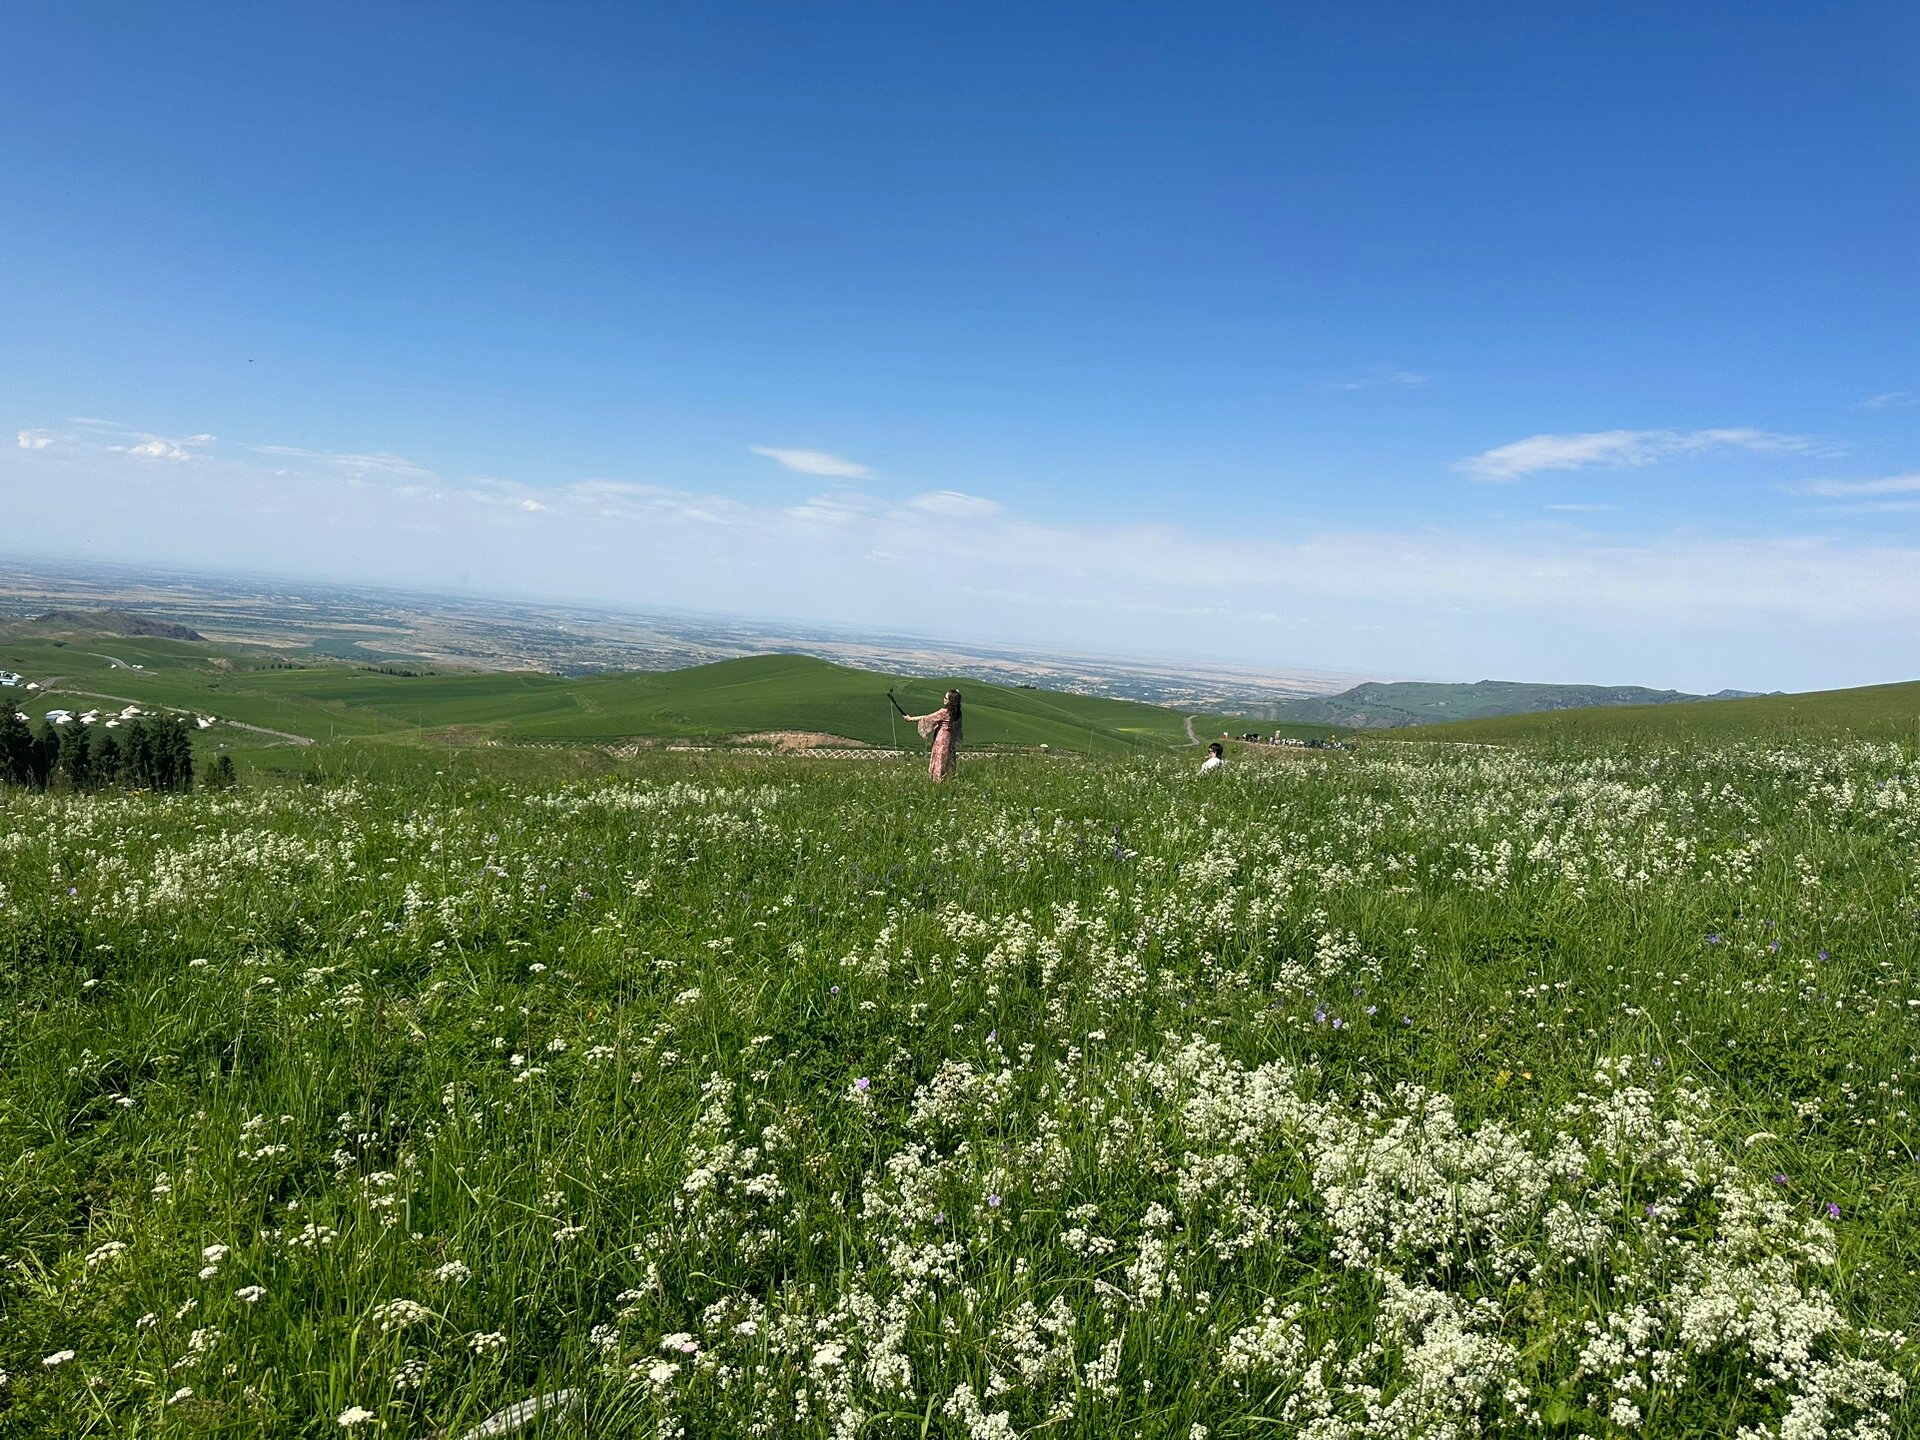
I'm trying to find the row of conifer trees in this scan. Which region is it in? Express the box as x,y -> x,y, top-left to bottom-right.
0,706 -> 230,791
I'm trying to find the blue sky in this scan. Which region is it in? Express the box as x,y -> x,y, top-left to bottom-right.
4,2 -> 1916,690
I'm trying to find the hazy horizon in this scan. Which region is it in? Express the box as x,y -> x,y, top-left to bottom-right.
0,548 -> 1873,701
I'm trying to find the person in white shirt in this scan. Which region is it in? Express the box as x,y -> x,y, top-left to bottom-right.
1200,742 -> 1224,772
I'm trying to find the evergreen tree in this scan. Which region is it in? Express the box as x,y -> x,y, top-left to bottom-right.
124,720 -> 155,788
94,730 -> 123,787
28,721 -> 61,790
0,704 -> 30,787
161,716 -> 194,791
207,754 -> 237,790
60,722 -> 93,791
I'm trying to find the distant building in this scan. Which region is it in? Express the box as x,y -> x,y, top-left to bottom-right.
0,671 -> 20,686
45,709 -> 74,724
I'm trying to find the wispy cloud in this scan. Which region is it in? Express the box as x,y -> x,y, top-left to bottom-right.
17,430 -> 55,450
749,446 -> 876,479
1323,367 -> 1429,392
1785,472 -> 1920,499
1544,502 -> 1619,513
909,490 -> 1002,518
787,492 -> 880,527
1855,391 -> 1916,410
75,419 -> 212,462
1458,427 -> 1821,482
251,445 -> 434,480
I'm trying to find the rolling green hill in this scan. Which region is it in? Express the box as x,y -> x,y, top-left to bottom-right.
0,633 -> 1247,756
1389,678 -> 1920,745
1268,678 -> 1765,730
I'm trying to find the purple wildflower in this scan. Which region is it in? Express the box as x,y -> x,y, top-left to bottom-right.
1825,1202 -> 1841,1220
853,1076 -> 870,1092
1772,1173 -> 1789,1185
986,1194 -> 1002,1208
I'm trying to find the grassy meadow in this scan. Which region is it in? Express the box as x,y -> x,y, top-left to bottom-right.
2,713 -> 1917,1438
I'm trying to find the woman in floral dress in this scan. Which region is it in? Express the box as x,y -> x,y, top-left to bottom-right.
903,689 -> 962,782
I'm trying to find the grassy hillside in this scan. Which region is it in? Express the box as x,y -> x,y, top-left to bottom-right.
1270,678 -> 1731,729
0,635 -> 1243,756
1391,677 -> 1920,744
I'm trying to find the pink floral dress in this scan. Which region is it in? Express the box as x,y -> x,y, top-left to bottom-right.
917,706 -> 960,781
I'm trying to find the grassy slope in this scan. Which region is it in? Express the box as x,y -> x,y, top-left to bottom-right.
1272,678 -> 1703,729
1,638 -> 1242,755
1388,678 -> 1920,745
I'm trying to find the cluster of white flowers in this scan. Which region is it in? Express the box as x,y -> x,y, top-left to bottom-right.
370,1298 -> 433,1333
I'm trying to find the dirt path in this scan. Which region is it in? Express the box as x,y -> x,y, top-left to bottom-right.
221,720 -> 314,747
1184,714 -> 1201,744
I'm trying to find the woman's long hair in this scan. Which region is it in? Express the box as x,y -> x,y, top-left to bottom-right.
944,689 -> 962,746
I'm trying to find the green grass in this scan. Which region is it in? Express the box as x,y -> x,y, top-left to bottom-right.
1,730 -> 1915,1437
1390,678 -> 1920,745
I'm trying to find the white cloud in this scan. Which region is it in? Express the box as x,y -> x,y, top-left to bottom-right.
1544,503 -> 1619,513
125,439 -> 191,461
1855,391 -> 1916,410
1786,472 -> 1920,499
749,446 -> 876,479
1458,427 -> 1820,482
17,430 -> 55,449
909,490 -> 1002,518
1324,368 -> 1429,392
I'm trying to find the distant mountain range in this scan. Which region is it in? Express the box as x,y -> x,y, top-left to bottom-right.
1267,679 -> 1775,730
19,609 -> 206,641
